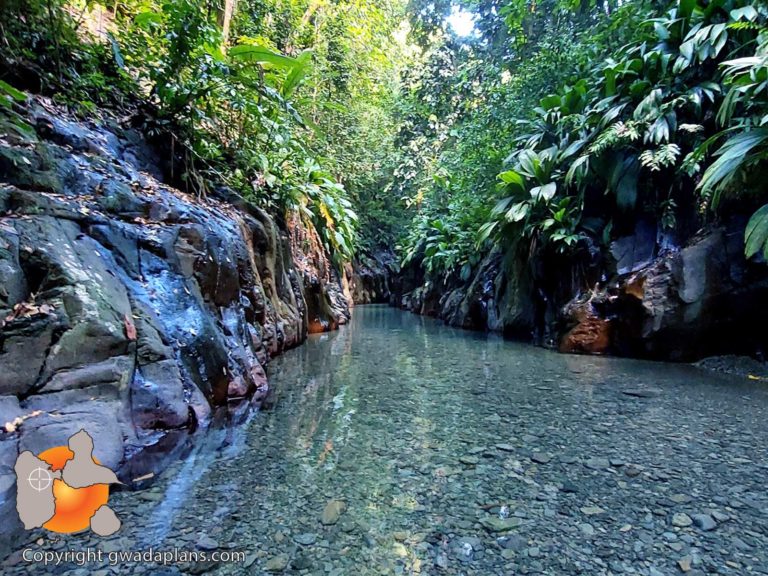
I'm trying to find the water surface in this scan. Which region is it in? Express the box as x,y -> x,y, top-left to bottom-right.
10,306 -> 768,575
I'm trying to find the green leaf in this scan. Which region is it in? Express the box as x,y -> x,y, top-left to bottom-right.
107,33 -> 125,69
477,221 -> 498,244
745,204 -> 768,259
506,202 -> 530,222
134,11 -> 162,28
700,129 -> 768,207
282,50 -> 313,98
498,169 -> 526,194
230,45 -> 298,68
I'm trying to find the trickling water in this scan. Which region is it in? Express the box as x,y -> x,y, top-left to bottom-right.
8,306 -> 768,575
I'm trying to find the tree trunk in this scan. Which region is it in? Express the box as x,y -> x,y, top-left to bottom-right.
216,0 -> 237,44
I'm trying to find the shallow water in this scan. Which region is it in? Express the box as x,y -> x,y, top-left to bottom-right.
8,306 -> 768,575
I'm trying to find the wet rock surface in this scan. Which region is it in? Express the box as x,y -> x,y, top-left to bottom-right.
0,97 -> 350,551
397,216 -> 768,363
6,307 -> 768,575
346,251 -> 397,305
561,225 -> 768,360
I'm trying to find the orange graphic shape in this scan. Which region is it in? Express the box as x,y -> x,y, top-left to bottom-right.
37,445 -> 109,534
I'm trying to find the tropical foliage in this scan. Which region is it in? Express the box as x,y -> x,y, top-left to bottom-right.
393,0 -> 768,283
3,0 -> 768,276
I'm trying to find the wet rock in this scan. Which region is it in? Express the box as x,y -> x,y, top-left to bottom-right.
530,452 -> 553,464
264,554 -> 290,572
691,514 -> 716,531
672,514 -> 693,528
195,535 -> 218,551
585,457 -> 611,470
0,96 -> 354,554
559,295 -> 612,355
321,500 -> 347,525
481,517 -> 522,532
294,532 -> 317,545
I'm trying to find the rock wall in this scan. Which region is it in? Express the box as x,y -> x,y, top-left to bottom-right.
560,223 -> 768,360
0,98 -> 350,550
345,251 -> 397,305
396,223 -> 768,361
396,249 -> 536,339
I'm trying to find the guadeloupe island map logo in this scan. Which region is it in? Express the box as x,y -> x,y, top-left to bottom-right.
14,429 -> 122,535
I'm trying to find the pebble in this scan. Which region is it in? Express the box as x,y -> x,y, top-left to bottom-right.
672,513 -> 693,527
264,554 -> 289,572
580,506 -> 605,516
585,457 -> 610,470
293,532 -> 317,545
530,452 -> 553,464
481,517 -> 523,532
195,535 -> 218,551
692,514 -> 717,531
678,555 -> 692,572
321,500 -> 346,525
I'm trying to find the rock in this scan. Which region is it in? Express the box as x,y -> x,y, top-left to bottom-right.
496,443 -> 516,452
0,95 -> 354,546
691,514 -> 716,531
672,514 -> 693,528
560,481 -> 579,494
678,555 -> 692,572
527,546 -> 541,558
530,452 -> 553,464
293,532 -> 317,546
559,295 -> 613,355
264,554 -> 290,572
481,517 -> 523,532
321,500 -> 347,525
580,506 -> 606,516
669,494 -> 692,504
621,389 -> 660,398
435,550 -> 449,569
195,535 -> 218,551
579,523 -> 595,536
459,455 -> 480,465
710,511 -> 729,522
392,543 -> 408,557
291,554 -> 313,570
560,225 -> 768,361
585,457 -> 611,470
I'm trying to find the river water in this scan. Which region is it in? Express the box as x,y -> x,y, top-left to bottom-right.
8,306 -> 768,575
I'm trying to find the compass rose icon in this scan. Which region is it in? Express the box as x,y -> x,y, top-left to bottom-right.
28,467 -> 52,492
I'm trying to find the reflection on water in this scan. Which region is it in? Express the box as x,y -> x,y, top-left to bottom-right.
8,306 -> 768,575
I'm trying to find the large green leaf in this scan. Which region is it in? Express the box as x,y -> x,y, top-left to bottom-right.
229,45 -> 298,69
700,129 -> 768,207
282,50 -> 313,98
745,204 -> 768,260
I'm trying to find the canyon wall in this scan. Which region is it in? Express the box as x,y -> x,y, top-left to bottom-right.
0,98 -> 350,549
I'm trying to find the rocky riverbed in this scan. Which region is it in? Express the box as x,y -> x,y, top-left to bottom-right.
5,307 -> 767,575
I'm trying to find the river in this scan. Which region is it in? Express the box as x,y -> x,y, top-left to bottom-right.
7,306 -> 768,575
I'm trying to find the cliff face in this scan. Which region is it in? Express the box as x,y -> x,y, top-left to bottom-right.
0,98 -> 350,546
395,222 -> 768,362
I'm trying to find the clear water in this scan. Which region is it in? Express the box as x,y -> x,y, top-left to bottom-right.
10,306 -> 768,575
